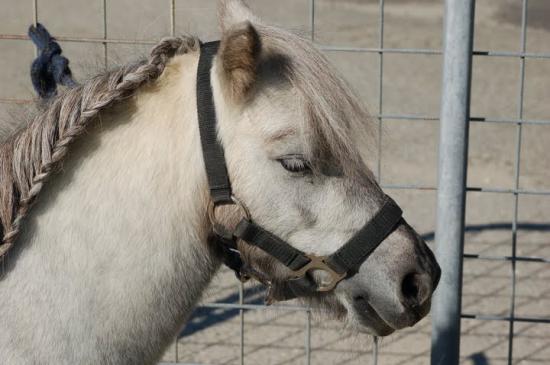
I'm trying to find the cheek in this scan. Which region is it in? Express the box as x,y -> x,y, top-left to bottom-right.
305,179 -> 367,229
228,149 -> 302,224
293,201 -> 317,228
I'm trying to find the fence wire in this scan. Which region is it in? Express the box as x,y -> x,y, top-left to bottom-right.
0,0 -> 548,364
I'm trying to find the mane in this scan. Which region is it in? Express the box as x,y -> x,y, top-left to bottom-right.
0,26 -> 376,261
258,25 -> 376,179
0,117 -> 27,144
0,36 -> 199,260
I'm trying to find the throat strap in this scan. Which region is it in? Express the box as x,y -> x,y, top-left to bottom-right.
196,41 -> 233,204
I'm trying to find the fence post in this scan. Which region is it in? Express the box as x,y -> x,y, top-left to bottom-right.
430,0 -> 475,364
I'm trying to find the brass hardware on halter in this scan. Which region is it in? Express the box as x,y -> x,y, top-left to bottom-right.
208,195 -> 251,237
290,254 -> 347,292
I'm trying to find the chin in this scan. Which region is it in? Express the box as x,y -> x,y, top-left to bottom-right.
301,294 -> 395,337
353,316 -> 396,337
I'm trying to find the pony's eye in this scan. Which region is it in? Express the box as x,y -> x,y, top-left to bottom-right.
278,155 -> 311,173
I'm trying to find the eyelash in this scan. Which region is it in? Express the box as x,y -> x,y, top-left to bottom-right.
278,155 -> 311,173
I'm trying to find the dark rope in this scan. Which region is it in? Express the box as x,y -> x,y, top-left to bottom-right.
28,23 -> 77,99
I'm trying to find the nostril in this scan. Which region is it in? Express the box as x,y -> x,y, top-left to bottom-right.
400,272 -> 431,308
401,273 -> 420,303
352,294 -> 371,312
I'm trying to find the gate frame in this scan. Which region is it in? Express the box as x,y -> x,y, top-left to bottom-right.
430,0 -> 475,364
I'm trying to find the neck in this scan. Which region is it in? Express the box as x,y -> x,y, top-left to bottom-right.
0,53 -> 220,364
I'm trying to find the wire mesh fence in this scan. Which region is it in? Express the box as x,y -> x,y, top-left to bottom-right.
0,0 -> 549,364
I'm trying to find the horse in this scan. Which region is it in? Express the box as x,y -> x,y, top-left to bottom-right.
0,1 -> 440,364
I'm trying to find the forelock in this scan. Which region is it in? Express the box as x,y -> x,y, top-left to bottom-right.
256,25 -> 376,178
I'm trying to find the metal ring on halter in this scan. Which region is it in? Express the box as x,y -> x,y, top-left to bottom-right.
290,254 -> 347,292
208,196 -> 251,237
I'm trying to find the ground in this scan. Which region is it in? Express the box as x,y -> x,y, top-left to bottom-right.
0,0 -> 549,364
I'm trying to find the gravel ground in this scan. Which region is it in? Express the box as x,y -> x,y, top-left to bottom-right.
0,0 -> 549,364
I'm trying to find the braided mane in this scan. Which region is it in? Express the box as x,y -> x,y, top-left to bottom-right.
0,36 -> 199,260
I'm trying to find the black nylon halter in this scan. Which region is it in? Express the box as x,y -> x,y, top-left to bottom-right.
196,41 -> 403,302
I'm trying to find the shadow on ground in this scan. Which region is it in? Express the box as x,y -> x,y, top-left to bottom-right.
470,352 -> 490,365
180,285 -> 266,338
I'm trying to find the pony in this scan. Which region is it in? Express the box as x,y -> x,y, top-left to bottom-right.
0,1 -> 440,364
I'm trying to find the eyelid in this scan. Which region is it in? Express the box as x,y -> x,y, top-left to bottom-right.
277,154 -> 312,173
279,153 -> 304,159
276,154 -> 305,163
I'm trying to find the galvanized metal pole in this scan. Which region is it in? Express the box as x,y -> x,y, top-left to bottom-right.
431,1 -> 475,364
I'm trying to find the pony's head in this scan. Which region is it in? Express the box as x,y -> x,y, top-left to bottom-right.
209,0 -> 440,336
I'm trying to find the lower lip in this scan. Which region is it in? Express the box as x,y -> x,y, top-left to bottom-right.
353,297 -> 396,335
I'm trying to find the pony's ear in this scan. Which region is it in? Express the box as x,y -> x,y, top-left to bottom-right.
218,0 -> 259,32
218,21 -> 261,101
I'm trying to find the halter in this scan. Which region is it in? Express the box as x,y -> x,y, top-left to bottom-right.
197,41 -> 403,303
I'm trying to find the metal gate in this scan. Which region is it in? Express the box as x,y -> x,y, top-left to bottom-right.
433,1 -> 550,365
0,0 -> 549,364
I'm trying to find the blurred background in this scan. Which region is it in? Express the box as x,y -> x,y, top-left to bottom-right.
1,1 -> 549,364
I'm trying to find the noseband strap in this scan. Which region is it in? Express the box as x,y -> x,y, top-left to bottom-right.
196,41 -> 403,302
233,196 -> 402,301
327,196 -> 403,275
233,195 -> 402,276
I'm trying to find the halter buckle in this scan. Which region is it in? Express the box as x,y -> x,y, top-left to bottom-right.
290,255 -> 347,292
239,262 -> 272,287
208,195 -> 251,238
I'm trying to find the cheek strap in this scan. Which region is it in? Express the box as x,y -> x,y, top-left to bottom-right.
196,40 -> 233,205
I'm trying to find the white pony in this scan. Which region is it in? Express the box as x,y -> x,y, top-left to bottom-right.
0,1 -> 440,364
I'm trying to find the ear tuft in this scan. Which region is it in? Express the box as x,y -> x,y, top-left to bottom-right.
219,22 -> 261,101
218,0 -> 259,32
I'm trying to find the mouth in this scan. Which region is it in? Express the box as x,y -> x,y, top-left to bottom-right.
352,296 -> 395,336
351,294 -> 432,336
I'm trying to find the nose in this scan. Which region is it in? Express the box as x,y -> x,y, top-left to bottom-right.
349,223 -> 442,331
